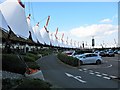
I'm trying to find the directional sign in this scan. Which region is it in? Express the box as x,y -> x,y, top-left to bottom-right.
65,73 -> 86,83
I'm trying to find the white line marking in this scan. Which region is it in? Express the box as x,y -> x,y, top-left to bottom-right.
96,74 -> 102,77
65,73 -> 86,83
79,69 -> 83,71
74,77 -> 86,83
76,76 -> 82,78
95,72 -> 100,74
102,73 -> 108,76
89,70 -> 93,72
83,68 -> 87,70
89,72 -> 94,75
103,76 -> 111,80
110,76 -> 117,78
107,64 -> 112,68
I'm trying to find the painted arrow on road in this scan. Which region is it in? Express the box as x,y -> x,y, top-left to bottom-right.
65,72 -> 86,83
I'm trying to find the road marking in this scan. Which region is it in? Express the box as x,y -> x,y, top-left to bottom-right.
76,76 -> 82,78
89,70 -> 93,72
89,72 -> 94,75
107,64 -> 112,68
65,73 -> 86,83
102,73 -> 108,76
95,72 -> 100,74
110,75 -> 117,78
96,74 -> 102,77
103,76 -> 111,80
83,68 -> 87,70
74,77 -> 86,83
79,69 -> 82,71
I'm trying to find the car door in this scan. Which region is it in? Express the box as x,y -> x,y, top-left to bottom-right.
90,54 -> 97,63
84,54 -> 91,64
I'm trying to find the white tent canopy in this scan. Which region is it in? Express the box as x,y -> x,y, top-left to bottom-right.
0,0 -> 29,38
49,33 -> 56,46
0,10 -> 9,31
40,26 -> 51,45
33,24 -> 44,44
27,16 -> 37,43
53,37 -> 59,47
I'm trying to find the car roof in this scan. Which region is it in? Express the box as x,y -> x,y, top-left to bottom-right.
80,53 -> 98,56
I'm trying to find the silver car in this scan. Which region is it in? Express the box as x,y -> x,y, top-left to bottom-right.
75,53 -> 103,65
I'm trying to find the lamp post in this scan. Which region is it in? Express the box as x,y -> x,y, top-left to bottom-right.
92,36 -> 95,49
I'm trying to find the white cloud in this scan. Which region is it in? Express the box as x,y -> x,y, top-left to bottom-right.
51,24 -> 118,47
69,24 -> 117,38
65,24 -> 117,45
100,18 -> 112,23
112,14 -> 118,20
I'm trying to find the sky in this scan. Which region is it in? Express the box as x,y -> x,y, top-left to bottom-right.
0,0 -> 119,48
23,2 -> 118,48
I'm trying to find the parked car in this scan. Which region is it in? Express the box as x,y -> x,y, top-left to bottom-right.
106,51 -> 115,57
74,53 -> 103,65
99,51 -> 107,57
114,50 -> 118,54
118,50 -> 120,54
94,50 -> 100,55
62,50 -> 75,56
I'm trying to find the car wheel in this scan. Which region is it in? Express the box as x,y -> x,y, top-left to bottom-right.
96,60 -> 101,65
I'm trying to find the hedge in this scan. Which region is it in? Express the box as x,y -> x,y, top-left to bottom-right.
2,54 -> 26,74
2,78 -> 22,90
57,53 -> 79,67
23,55 -> 35,62
2,53 -> 41,74
16,79 -> 52,89
26,53 -> 39,61
26,62 -> 40,70
2,78 -> 52,90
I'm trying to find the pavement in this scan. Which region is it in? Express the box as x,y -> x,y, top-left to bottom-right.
36,54 -> 120,89
1,70 -> 24,80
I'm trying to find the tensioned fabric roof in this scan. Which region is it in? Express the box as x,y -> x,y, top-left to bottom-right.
27,16 -> 37,43
0,0 -> 29,38
33,24 -> 44,44
0,0 -> 81,49
0,10 -> 9,31
40,26 -> 51,45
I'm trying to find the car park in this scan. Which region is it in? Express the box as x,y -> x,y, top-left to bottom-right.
74,53 -> 103,65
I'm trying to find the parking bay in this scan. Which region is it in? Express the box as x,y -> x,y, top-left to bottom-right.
79,55 -> 119,79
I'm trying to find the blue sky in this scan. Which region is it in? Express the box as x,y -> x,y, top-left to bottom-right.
23,2 -> 118,48
24,2 -> 118,29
